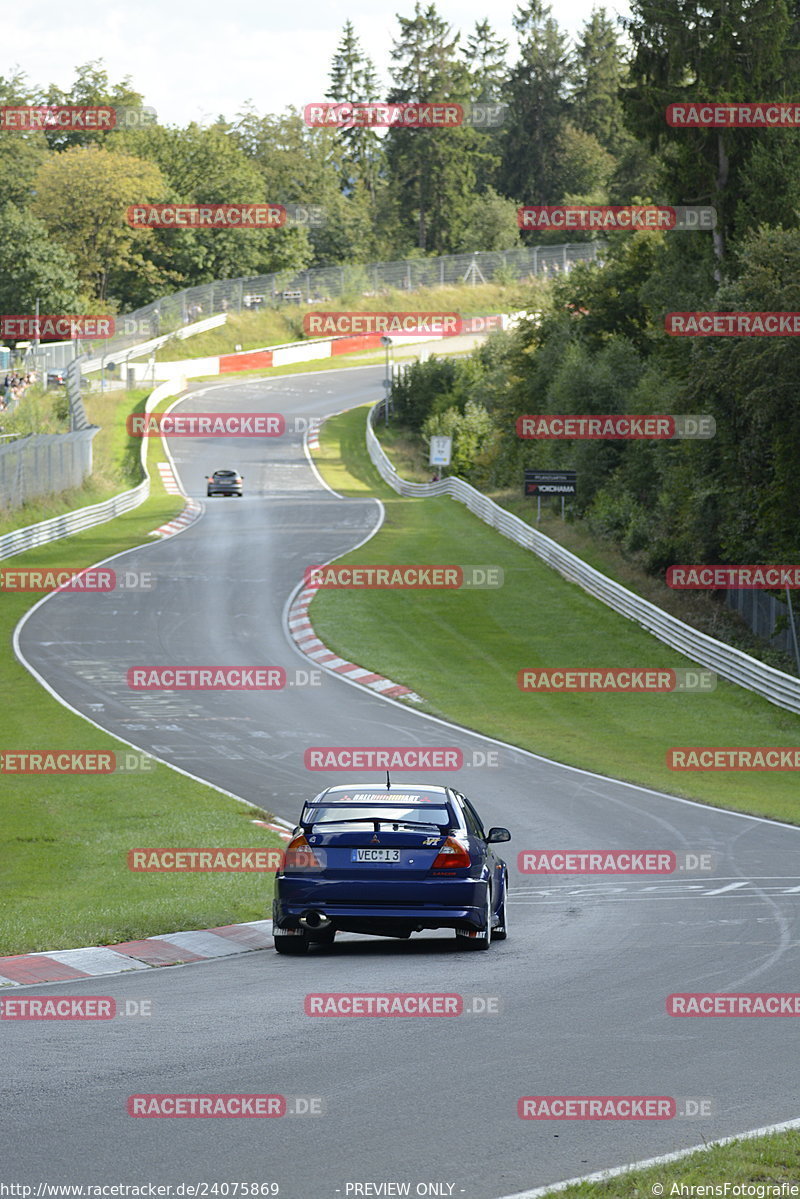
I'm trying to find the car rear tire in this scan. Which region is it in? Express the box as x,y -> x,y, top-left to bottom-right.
493,874 -> 509,940
274,932 -> 309,955
457,885 -> 493,950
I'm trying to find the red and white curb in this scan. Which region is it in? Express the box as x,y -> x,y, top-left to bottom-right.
149,497 -> 202,538
307,427 -> 320,451
288,584 -> 422,702
0,920 -> 278,987
157,461 -> 182,495
147,461 -> 203,538
252,820 -> 293,840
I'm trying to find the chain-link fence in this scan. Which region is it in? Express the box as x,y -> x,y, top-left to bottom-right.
28,242 -> 603,376
0,430 -> 98,509
725,588 -> 800,665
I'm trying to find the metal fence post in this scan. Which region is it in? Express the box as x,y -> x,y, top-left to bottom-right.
16,439 -> 24,501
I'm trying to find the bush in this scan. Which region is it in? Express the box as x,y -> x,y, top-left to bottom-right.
391,356 -> 458,430
421,399 -> 493,477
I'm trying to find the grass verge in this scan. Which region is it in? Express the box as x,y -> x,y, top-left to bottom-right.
310,406 -> 800,825
533,1127 -> 800,1197
376,419 -> 797,675
0,385 -> 284,957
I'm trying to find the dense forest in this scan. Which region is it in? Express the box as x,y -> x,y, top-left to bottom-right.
2,0 -> 799,571
387,0 -> 800,573
1,0 -> 664,313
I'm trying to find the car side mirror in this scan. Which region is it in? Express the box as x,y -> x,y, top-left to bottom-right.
487,827 -> 511,843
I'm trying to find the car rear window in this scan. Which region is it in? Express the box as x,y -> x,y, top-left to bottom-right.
303,803 -> 452,827
214,471 -> 237,477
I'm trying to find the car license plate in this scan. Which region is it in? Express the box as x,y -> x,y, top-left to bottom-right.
351,848 -> 401,863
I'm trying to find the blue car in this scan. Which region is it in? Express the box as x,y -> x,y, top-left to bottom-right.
272,782 -> 511,954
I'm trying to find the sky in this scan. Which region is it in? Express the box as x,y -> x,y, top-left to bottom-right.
7,0 -> 632,128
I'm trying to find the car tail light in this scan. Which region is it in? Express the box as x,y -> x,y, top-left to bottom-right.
432,836 -> 471,869
284,833 -> 322,870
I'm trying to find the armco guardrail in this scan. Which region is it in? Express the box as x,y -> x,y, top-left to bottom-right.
0,378 -> 185,562
30,313 -> 227,379
0,478 -> 150,561
81,313 -> 228,376
366,402 -> 800,716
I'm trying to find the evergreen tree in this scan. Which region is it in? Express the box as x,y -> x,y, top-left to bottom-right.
462,20 -> 509,101
571,8 -> 628,155
386,3 -> 486,253
461,20 -> 508,191
623,0 -> 795,264
326,21 -> 384,202
500,0 -> 572,203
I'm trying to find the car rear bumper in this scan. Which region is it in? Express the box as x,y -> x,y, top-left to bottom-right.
273,876 -> 490,933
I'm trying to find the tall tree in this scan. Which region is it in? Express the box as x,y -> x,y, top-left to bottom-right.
386,2 -> 487,253
116,120 -> 313,290
232,107 -> 369,264
0,71 -> 49,208
31,145 -> 166,300
461,20 -> 508,191
326,21 -> 384,202
0,204 -> 82,316
42,61 -> 148,151
462,20 -> 509,101
622,0 -> 795,265
571,8 -> 628,155
667,226 -> 800,562
500,0 -> 572,203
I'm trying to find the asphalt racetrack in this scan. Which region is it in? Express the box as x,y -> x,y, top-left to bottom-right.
7,366 -> 800,1197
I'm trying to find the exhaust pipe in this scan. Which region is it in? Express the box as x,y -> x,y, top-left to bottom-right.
299,909 -> 331,931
